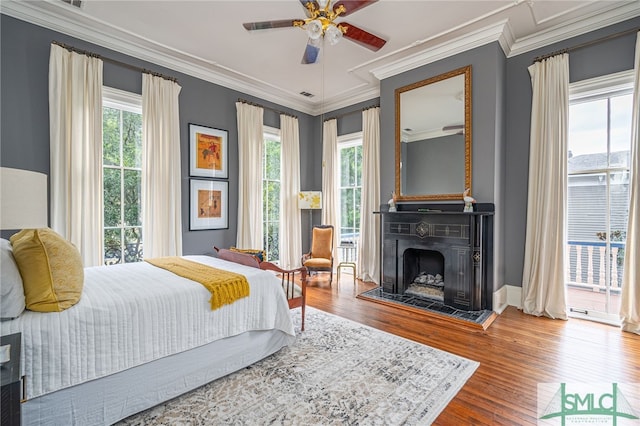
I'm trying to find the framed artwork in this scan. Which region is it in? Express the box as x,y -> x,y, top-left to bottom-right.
189,179 -> 229,230
189,123 -> 228,178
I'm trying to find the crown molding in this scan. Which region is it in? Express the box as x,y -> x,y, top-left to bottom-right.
3,0 -> 638,116
507,2 -> 640,58
370,20 -> 511,81
314,86 -> 380,116
0,0 -> 318,115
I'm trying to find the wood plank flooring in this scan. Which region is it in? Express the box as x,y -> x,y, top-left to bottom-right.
305,275 -> 640,425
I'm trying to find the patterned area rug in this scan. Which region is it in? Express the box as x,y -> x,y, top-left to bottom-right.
119,307 -> 479,425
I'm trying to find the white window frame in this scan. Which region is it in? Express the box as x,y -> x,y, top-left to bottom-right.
263,125 -> 281,262
566,70 -> 633,325
337,131 -> 363,246
102,86 -> 143,265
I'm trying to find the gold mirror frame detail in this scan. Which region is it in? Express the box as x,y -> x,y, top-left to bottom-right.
395,65 -> 472,201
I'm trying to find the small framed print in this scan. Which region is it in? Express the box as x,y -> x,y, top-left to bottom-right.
189,123 -> 228,178
190,179 -> 229,231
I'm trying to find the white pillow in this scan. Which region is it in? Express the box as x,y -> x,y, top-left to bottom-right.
1,238 -> 25,319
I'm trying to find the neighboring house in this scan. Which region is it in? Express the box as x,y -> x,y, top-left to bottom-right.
568,151 -> 630,287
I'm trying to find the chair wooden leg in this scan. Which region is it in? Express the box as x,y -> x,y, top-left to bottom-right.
301,303 -> 305,331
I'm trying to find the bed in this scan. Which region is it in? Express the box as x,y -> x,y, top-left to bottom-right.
0,252 -> 296,425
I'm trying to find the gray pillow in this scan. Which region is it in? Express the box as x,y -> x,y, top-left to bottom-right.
1,238 -> 25,319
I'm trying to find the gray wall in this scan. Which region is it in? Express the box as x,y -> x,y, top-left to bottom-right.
0,14 -> 315,255
503,17 -> 639,287
2,12 -> 638,290
377,17 -> 639,293
379,42 -> 507,293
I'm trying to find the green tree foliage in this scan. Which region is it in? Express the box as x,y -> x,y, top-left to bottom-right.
263,138 -> 281,262
340,145 -> 362,239
103,107 -> 143,264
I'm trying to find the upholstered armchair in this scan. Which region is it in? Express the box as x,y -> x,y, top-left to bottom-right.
301,225 -> 334,286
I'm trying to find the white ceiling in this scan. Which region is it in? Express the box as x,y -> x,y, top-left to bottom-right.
3,0 -> 639,115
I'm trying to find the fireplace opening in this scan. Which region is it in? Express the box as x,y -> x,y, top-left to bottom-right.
403,248 -> 445,302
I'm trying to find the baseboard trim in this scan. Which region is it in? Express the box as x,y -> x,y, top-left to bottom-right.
493,285 -> 522,314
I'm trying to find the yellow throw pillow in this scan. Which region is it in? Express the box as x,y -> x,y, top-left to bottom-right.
10,228 -> 84,312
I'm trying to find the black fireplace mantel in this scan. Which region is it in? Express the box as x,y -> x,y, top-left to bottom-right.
376,203 -> 494,311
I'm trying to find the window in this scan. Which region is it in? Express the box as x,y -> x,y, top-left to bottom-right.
263,127 -> 281,262
102,87 -> 143,265
566,71 -> 633,322
338,133 -> 362,261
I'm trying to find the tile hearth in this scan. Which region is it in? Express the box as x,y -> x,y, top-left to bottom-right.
358,287 -> 495,329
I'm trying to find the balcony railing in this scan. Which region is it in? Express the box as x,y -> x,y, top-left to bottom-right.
566,240 -> 625,292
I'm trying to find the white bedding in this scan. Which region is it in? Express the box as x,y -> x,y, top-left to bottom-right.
0,255 -> 295,400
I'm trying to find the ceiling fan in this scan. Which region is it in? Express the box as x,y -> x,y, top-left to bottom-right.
242,0 -> 387,64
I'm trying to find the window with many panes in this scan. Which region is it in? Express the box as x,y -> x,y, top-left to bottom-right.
338,133 -> 362,253
263,127 -> 281,262
102,87 -> 143,265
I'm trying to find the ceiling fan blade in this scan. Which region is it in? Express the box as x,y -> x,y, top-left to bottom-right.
243,19 -> 301,31
340,22 -> 386,51
299,0 -> 319,17
301,40 -> 321,64
333,0 -> 378,17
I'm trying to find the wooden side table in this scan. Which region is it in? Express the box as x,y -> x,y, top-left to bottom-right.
1,333 -> 21,426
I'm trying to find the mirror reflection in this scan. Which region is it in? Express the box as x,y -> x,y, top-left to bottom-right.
395,65 -> 472,201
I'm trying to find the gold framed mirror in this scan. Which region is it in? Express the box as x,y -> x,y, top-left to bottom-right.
395,65 -> 472,201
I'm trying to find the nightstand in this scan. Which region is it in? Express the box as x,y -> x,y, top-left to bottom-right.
1,333 -> 21,426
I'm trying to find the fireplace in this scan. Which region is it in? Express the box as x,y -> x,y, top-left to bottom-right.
380,203 -> 494,311
403,249 -> 445,302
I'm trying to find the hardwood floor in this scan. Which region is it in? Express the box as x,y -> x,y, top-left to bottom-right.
305,275 -> 640,425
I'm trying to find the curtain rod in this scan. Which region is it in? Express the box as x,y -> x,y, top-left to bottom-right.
52,41 -> 178,83
532,27 -> 639,63
323,104 -> 379,122
237,98 -> 297,119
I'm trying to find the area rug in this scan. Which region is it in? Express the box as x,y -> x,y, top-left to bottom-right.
118,307 -> 479,425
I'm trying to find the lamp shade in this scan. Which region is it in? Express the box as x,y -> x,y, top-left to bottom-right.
1,167 -> 48,229
298,191 -> 322,210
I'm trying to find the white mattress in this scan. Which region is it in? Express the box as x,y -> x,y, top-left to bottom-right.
0,255 -> 295,400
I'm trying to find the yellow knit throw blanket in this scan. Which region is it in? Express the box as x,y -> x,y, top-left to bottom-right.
145,257 -> 250,310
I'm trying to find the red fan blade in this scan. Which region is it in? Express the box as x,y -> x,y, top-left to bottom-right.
243,19 -> 302,31
340,22 -> 386,51
333,0 -> 378,17
302,40 -> 321,64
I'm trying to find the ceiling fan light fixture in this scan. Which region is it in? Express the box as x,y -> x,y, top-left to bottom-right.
242,0 -> 386,65
306,19 -> 323,39
325,24 -> 343,45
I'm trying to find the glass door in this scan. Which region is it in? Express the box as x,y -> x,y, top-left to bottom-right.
566,87 -> 632,323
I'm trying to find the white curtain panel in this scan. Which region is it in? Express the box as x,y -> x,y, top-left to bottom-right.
236,102 -> 264,249
521,54 -> 569,320
358,107 -> 381,284
321,118 -> 339,253
49,44 -> 104,266
620,32 -> 640,335
279,114 -> 302,269
142,74 -> 183,258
